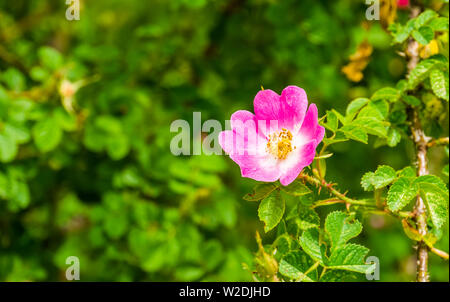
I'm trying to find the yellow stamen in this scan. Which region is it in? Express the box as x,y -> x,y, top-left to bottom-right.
266,128 -> 295,160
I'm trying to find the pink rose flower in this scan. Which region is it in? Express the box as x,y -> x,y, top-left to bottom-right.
219,86 -> 325,186
397,0 -> 409,8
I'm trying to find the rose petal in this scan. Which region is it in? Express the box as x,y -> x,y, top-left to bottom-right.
279,139 -> 316,186
279,85 -> 308,132
298,103 -> 325,148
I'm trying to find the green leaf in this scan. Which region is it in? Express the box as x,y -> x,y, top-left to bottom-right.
412,26 -> 434,45
106,134 -> 130,160
327,244 -> 374,274
280,180 -> 311,196
414,10 -> 438,29
32,117 -> 63,153
3,123 -> 30,144
258,190 -> 285,232
38,46 -> 63,70
339,125 -> 368,144
408,57 -> 446,89
296,204 -> 320,230
345,98 -> 369,121
371,87 -> 400,103
279,250 -> 317,281
1,68 -> 25,91
243,183 -> 278,201
429,17 -> 449,31
319,270 -> 356,282
414,175 -> 448,191
387,177 -> 418,212
443,165 -> 449,178
299,228 -> 324,263
430,69 -> 449,101
390,19 -> 415,44
414,176 -> 449,229
402,95 -> 421,106
0,132 -> 18,162
324,110 -> 338,132
54,108 -> 78,131
398,166 -> 416,178
361,165 -> 397,191
325,211 -> 362,254
9,180 -> 30,210
386,128 -> 401,147
351,117 -> 388,138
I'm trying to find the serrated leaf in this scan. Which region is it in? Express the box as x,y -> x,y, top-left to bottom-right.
429,17 -> 449,31
414,10 -> 438,29
417,182 -> 449,229
361,165 -> 397,191
327,243 -> 372,274
327,263 -> 375,274
345,98 -> 369,121
279,250 -> 317,282
243,183 -> 277,201
351,117 -> 388,138
325,211 -> 362,254
322,131 -> 348,146
412,26 -> 434,45
414,175 -> 448,191
299,228 -> 323,263
398,166 -> 416,178
402,94 -> 421,106
258,190 -> 285,232
390,19 -> 415,44
275,233 -> 294,256
280,180 -> 311,196
331,109 -> 347,125
339,125 -> 368,144
407,58 -> 446,89
387,177 -> 418,212
296,204 -> 320,230
371,87 -> 400,103
430,69 -> 449,101
324,110 -> 338,132
319,270 -> 356,282
386,128 -> 401,147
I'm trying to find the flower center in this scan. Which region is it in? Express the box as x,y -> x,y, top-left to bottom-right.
266,128 -> 295,160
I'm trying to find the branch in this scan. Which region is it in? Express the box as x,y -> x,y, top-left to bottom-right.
429,247 -> 449,260
427,137 -> 449,148
298,174 -> 375,207
410,98 -> 431,283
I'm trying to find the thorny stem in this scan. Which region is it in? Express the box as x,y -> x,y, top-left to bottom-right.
410,110 -> 431,282
407,5 -> 431,283
298,174 -> 375,207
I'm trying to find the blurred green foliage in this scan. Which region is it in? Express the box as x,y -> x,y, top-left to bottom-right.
0,0 -> 448,281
